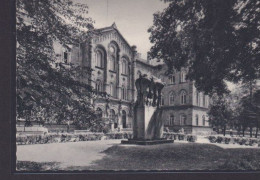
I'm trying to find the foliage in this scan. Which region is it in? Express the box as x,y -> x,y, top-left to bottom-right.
16,0 -> 103,129
149,0 -> 260,95
208,95 -> 233,135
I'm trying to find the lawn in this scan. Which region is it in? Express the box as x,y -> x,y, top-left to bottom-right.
16,140 -> 260,171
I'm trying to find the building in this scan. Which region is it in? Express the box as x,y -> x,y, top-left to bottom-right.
54,23 -> 212,134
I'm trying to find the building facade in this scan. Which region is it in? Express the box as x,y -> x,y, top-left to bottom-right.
55,23 -> 212,134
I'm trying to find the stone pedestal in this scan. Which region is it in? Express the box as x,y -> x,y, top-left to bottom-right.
121,74 -> 174,145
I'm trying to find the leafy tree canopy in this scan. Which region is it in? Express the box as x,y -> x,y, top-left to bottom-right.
149,0 -> 260,95
17,0 -> 100,129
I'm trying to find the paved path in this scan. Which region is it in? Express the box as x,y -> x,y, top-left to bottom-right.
17,140 -> 122,168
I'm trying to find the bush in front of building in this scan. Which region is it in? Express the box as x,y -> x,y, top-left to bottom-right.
207,135 -> 260,146
105,132 -> 133,140
163,132 -> 197,142
186,135 -> 197,142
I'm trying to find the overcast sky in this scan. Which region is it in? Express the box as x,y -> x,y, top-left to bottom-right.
80,0 -> 168,59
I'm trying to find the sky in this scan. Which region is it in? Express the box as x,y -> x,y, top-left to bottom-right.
79,0 -> 168,59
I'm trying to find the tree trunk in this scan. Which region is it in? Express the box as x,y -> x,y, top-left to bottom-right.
255,128 -> 258,138
242,127 -> 245,137
223,126 -> 226,136
250,126 -> 253,137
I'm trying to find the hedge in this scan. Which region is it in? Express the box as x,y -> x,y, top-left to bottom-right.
207,135 -> 260,146
163,132 -> 197,142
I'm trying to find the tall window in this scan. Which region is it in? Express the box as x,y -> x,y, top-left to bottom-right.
202,115 -> 206,126
96,107 -> 103,118
196,92 -> 200,106
63,50 -> 69,64
170,115 -> 174,126
122,59 -> 127,74
180,114 -> 186,125
169,92 -> 175,105
196,114 -> 199,126
169,75 -> 175,84
109,109 -> 116,120
181,91 -> 187,104
96,50 -> 103,68
96,80 -> 102,92
160,93 -> 164,106
203,94 -> 206,107
121,85 -> 127,100
109,83 -> 113,96
180,71 -> 186,83
110,56 -> 116,71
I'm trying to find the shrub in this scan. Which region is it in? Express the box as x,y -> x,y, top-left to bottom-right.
105,132 -> 133,140
216,136 -> 224,143
186,134 -> 197,142
208,136 -> 217,143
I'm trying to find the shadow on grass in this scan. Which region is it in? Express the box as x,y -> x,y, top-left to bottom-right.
16,161 -> 61,172
68,143 -> 260,171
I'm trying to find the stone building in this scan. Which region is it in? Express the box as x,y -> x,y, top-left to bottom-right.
54,23 -> 212,134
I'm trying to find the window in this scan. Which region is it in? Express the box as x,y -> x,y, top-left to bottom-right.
196,114 -> 199,126
110,56 -> 116,71
160,93 -> 164,106
169,75 -> 175,84
180,71 -> 187,83
96,80 -> 102,92
181,91 -> 187,104
169,92 -> 175,105
109,83 -> 113,96
122,59 -> 127,74
63,51 -> 68,63
109,109 -> 116,120
121,85 -> 127,100
202,115 -> 206,126
96,50 -> 103,68
203,94 -> 206,107
196,92 -> 200,106
96,107 -> 103,118
180,114 -> 186,125
170,115 -> 174,126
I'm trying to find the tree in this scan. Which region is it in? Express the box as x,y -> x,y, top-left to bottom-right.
16,0 -> 100,129
148,0 -> 260,96
208,95 -> 233,136
237,89 -> 260,137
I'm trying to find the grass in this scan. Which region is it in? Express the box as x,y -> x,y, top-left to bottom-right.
17,142 -> 260,171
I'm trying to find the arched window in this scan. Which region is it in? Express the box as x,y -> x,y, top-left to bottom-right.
170,115 -> 174,126
169,75 -> 175,84
96,50 -> 103,68
121,85 -> 127,100
110,56 -> 116,71
96,80 -> 102,92
180,71 -> 186,83
180,114 -> 186,125
109,109 -> 116,120
169,92 -> 175,105
96,107 -> 103,118
196,114 -> 199,126
122,59 -> 127,74
196,92 -> 200,106
180,90 -> 187,104
202,115 -> 206,126
160,93 -> 164,106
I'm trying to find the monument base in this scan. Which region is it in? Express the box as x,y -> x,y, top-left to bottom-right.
121,139 -> 174,145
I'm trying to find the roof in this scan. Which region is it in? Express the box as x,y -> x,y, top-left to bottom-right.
94,23 -> 132,50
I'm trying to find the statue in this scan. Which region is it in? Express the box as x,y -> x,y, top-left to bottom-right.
121,74 -> 174,145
